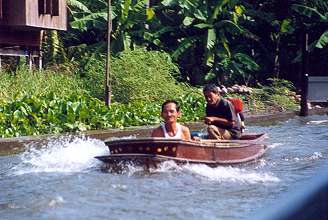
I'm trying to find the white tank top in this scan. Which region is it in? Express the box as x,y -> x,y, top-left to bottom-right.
161,123 -> 183,139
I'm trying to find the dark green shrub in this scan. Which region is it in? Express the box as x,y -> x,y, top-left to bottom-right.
77,49 -> 196,103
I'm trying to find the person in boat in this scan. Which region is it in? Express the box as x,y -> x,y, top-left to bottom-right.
203,84 -> 241,140
151,100 -> 191,140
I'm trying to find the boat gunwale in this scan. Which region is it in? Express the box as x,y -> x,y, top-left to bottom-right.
104,133 -> 268,150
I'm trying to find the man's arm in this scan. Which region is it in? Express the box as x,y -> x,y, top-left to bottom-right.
205,116 -> 233,128
181,125 -> 191,140
151,127 -> 164,137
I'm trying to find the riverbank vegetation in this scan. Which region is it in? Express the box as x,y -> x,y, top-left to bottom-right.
0,50 -> 297,137
1,0 -> 326,137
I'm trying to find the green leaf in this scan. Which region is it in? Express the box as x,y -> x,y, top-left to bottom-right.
171,38 -> 197,60
316,30 -> 328,48
234,53 -> 260,71
194,9 -> 207,21
206,29 -> 216,50
146,8 -> 155,21
121,0 -> 132,22
183,16 -> 194,26
235,5 -> 243,15
280,19 -> 294,34
67,0 -> 91,13
161,0 -> 175,7
292,4 -> 327,21
194,23 -> 212,29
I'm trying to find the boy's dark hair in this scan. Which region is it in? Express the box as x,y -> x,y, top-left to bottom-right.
203,84 -> 220,94
161,100 -> 180,112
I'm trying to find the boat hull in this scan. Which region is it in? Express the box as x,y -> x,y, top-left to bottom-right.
95,133 -> 268,168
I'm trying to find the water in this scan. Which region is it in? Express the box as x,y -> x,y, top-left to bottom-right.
1,115 -> 328,220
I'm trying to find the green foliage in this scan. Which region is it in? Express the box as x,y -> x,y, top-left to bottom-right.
248,78 -> 298,112
0,67 -> 298,138
77,49 -> 196,103
112,49 -> 194,103
57,0 -> 328,88
0,67 -> 87,102
292,2 -> 328,49
0,93 -> 203,138
177,93 -> 205,122
146,0 -> 258,84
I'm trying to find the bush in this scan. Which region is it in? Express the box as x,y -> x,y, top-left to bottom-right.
77,49 -> 197,103
0,66 -> 87,103
247,78 -> 298,112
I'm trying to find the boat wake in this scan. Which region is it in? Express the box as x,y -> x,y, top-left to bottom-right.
283,151 -> 323,162
306,120 -> 328,125
269,143 -> 283,149
11,136 -> 107,175
121,160 -> 280,184
181,163 -> 279,184
10,135 -> 280,184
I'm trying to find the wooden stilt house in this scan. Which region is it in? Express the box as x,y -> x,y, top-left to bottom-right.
0,0 -> 67,70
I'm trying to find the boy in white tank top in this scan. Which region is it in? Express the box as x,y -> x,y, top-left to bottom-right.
151,100 -> 191,140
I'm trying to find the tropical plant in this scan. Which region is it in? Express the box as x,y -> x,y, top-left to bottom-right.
292,0 -> 328,49
77,49 -> 196,103
144,0 -> 259,85
67,0 -> 149,54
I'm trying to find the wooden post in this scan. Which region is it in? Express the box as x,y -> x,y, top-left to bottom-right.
0,0 -> 3,20
28,52 -> 33,71
39,53 -> 43,71
0,55 -> 2,71
300,28 -> 309,116
105,0 -> 112,106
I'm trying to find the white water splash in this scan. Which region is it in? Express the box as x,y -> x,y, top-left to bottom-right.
306,120 -> 328,125
48,196 -> 65,207
133,161 -> 280,184
154,160 -> 183,173
12,136 -> 108,175
269,143 -> 283,149
182,164 -> 280,184
283,152 -> 323,162
309,152 -> 323,160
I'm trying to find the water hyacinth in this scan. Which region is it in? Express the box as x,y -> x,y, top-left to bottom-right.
0,93 -> 204,138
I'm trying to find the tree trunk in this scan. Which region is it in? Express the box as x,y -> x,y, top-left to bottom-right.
105,0 -> 112,106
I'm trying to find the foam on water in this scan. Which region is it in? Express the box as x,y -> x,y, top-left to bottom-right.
12,136 -> 108,175
269,143 -> 283,149
182,164 -> 280,183
283,151 -> 323,162
144,161 -> 280,184
306,120 -> 328,125
48,196 -> 65,207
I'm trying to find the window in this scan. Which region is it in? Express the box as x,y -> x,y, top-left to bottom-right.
39,0 -> 59,16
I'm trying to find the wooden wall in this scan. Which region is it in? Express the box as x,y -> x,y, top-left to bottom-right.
0,0 -> 26,25
26,0 -> 67,30
0,0 -> 66,30
0,28 -> 41,47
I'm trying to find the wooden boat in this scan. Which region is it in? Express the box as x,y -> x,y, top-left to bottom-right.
95,133 -> 268,169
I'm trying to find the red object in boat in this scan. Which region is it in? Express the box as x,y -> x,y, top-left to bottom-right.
227,97 -> 243,113
95,133 -> 268,169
